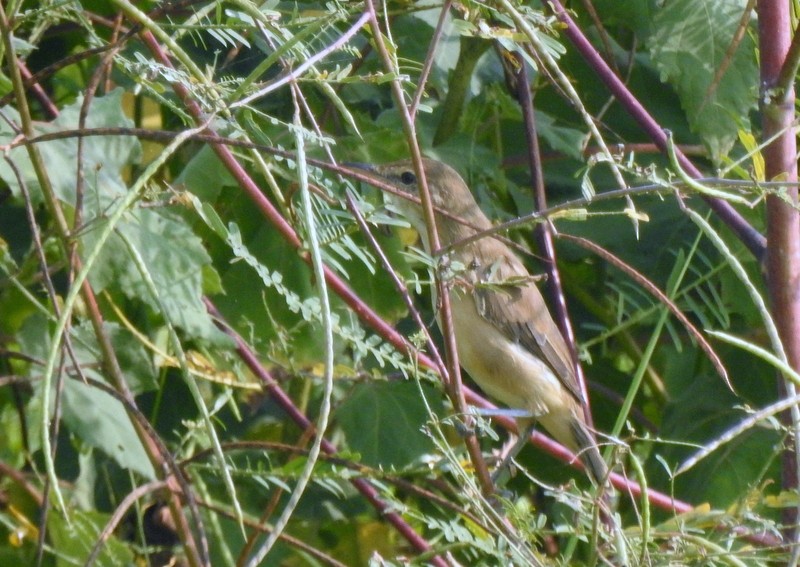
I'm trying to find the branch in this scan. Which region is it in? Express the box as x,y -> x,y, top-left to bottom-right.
203,299 -> 447,565
364,0 -> 496,500
545,0 -> 767,261
756,0 -> 800,551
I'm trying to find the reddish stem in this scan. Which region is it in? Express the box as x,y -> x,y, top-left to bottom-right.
546,0 -> 767,262
757,0 -> 800,544
203,299 -> 447,565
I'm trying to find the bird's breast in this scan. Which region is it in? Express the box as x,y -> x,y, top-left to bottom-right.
446,289 -> 570,419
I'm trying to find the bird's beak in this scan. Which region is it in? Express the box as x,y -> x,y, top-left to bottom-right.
343,162 -> 377,173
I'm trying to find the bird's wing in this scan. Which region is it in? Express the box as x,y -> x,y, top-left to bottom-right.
469,247 -> 585,405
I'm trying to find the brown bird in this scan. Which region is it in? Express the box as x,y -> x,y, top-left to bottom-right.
355,158 -> 607,483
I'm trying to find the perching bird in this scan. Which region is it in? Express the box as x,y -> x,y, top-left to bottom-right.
355,158 -> 607,483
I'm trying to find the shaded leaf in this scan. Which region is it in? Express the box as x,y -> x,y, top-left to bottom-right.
62,378 -> 156,479
47,509 -> 135,567
337,381 -> 442,468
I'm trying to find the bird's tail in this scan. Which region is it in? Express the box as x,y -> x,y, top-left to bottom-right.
570,418 -> 609,485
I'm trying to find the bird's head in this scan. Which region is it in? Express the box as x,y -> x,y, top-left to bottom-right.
349,158 -> 478,236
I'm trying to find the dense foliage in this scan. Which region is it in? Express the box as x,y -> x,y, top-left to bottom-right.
0,0 -> 797,565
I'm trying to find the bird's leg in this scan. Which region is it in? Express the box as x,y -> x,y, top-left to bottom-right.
471,408 -> 540,486
490,420 -> 537,486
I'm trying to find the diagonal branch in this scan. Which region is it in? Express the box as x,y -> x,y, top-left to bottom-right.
545,0 -> 767,262
203,299 -> 447,566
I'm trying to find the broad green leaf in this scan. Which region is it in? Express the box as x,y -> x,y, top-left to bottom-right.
84,209 -> 227,344
61,378 -> 156,479
18,316 -> 157,395
17,315 -> 157,478
0,89 -> 141,209
48,509 -> 135,567
174,145 -> 237,202
649,346 -> 780,506
72,322 -> 158,394
648,0 -> 758,162
337,381 -> 442,468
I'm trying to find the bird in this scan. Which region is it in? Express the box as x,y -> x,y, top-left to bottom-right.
353,157 -> 608,484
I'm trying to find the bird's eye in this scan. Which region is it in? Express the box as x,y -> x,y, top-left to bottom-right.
400,171 -> 416,185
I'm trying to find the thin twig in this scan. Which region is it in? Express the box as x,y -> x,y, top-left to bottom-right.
229,12 -> 371,109
410,0 -> 453,119
85,481 -> 168,567
245,97 -> 337,567
559,233 -> 729,386
365,0 -> 497,506
203,299 -> 445,563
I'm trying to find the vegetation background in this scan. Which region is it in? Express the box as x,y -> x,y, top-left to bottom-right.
0,0 -> 798,565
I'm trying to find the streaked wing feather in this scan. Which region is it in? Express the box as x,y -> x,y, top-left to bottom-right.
472,251 -> 585,404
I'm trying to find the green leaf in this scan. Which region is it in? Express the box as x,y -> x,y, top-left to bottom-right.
648,0 -> 758,162
47,509 -> 135,567
61,379 -> 156,479
174,145 -> 237,202
18,315 -> 157,395
72,322 -> 158,394
0,89 -> 141,209
337,381 -> 442,468
650,346 -> 780,506
85,209 -> 227,344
